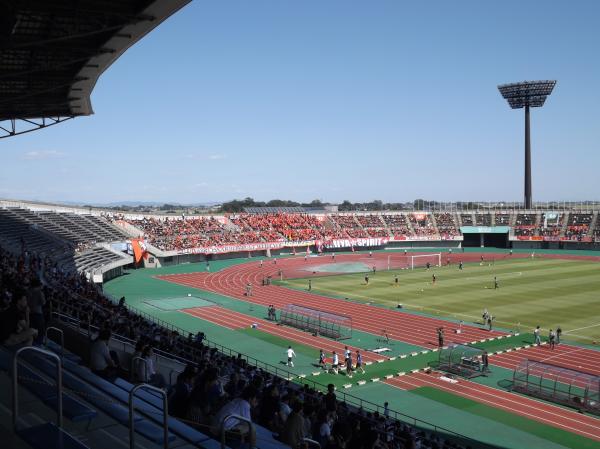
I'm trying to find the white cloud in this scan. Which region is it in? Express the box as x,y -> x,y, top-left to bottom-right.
22,150 -> 66,160
208,154 -> 226,160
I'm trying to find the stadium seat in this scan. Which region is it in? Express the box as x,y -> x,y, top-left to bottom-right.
17,422 -> 90,449
0,347 -> 97,423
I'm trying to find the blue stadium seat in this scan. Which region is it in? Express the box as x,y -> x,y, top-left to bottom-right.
17,422 -> 89,449
0,347 -> 97,423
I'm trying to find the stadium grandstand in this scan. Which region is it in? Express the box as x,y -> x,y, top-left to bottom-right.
2,3 -> 600,449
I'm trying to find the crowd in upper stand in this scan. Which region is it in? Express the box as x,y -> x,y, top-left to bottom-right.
433,214 -> 459,239
117,211 -> 600,251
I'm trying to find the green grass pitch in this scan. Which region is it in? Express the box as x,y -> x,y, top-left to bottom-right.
281,257 -> 600,343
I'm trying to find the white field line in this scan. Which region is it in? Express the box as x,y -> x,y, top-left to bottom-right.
564,322 -> 600,333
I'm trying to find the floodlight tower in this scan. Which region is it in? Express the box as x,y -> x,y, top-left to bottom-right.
498,80 -> 556,209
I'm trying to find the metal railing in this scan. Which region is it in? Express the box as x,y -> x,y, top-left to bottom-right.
45,326 -> 64,356
220,414 -> 254,449
13,346 -> 63,430
129,383 -> 169,449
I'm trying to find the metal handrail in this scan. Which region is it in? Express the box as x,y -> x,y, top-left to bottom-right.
45,326 -> 64,355
13,346 -> 63,430
131,356 -> 148,383
220,414 -> 254,449
129,383 -> 169,449
302,438 -> 321,449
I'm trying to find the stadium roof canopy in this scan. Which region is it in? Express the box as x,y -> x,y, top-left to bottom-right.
0,0 -> 190,138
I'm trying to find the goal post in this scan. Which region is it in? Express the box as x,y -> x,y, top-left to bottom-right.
385,253 -> 442,270
410,253 -> 441,270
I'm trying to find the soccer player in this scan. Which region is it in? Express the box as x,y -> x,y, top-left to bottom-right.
494,276 -> 499,289
556,326 -> 562,344
534,326 -> 541,345
308,279 -> 312,291
480,255 -> 484,266
346,352 -> 353,378
331,351 -> 339,374
394,274 -> 399,286
432,273 -> 436,285
286,346 -> 296,367
260,260 -> 263,268
459,261 -> 463,270
372,266 -> 376,274
355,350 -> 365,374
365,274 -> 369,285
319,349 -> 326,369
549,329 -> 556,350
344,346 -> 351,366
437,327 -> 445,347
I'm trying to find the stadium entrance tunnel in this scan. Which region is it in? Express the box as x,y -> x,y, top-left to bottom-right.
462,232 -> 508,248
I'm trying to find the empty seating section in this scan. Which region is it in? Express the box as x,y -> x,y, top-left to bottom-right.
73,247 -> 130,273
0,208 -> 126,249
434,213 -> 458,238
0,209 -> 67,255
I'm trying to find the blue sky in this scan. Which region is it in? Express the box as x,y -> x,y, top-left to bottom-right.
1,0 -> 599,204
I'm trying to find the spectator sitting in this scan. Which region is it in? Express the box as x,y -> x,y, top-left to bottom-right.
212,386 -> 258,448
281,400 -> 306,448
1,293 -> 38,347
26,278 -> 46,345
90,328 -> 118,381
137,345 -> 165,388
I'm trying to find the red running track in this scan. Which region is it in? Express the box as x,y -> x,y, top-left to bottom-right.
387,371 -> 600,441
181,306 -> 385,363
157,255 -> 505,349
490,343 -> 600,377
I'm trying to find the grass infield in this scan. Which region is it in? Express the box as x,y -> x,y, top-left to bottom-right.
281,257 -> 600,343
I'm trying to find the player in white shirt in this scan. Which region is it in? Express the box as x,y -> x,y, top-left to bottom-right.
286,346 -> 296,367
331,351 -> 339,374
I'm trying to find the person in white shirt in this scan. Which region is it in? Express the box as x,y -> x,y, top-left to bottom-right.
286,346 -> 296,367
90,328 -> 116,380
213,386 -> 258,447
331,351 -> 339,374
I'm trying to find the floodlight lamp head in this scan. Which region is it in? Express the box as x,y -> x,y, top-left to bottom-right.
498,80 -> 556,109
